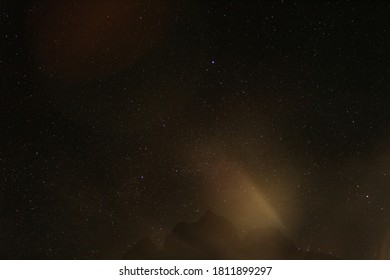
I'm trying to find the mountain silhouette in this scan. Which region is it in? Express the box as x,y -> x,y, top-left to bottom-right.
164,210 -> 239,259
123,211 -> 337,260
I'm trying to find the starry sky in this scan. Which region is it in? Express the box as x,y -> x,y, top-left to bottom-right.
1,0 -> 389,259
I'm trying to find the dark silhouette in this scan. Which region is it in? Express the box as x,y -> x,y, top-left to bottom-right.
124,211 -> 337,260
164,210 -> 239,259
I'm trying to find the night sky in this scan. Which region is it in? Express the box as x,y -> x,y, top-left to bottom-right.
1,1 -> 389,259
